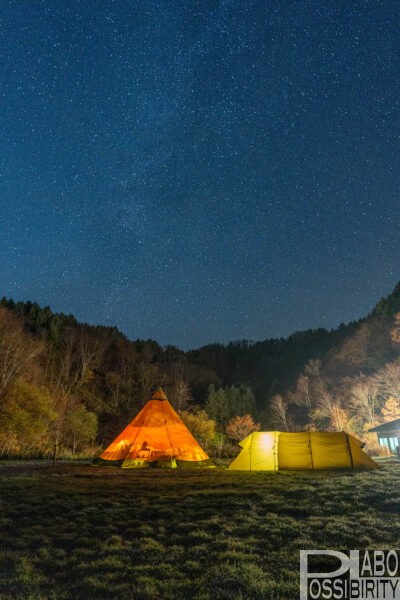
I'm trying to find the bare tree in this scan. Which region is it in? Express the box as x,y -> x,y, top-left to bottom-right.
381,396 -> 400,421
270,394 -> 290,431
374,359 -> 400,402
46,328 -> 79,396
173,378 -> 191,411
77,331 -> 103,386
347,375 -> 379,425
290,360 -> 325,410
330,404 -> 350,431
305,358 -> 322,378
46,327 -> 104,396
105,371 -> 122,409
137,362 -> 164,405
296,375 -> 311,409
0,309 -> 43,397
313,391 -> 351,431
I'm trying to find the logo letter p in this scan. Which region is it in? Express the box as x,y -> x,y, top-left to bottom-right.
300,550 -> 350,600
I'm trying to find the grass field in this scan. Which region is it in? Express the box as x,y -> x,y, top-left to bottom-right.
0,460 -> 399,599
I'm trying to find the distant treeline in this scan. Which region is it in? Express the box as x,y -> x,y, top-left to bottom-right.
0,281 -> 399,458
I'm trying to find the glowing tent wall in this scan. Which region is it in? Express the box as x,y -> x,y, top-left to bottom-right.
228,431 -> 378,471
96,388 -> 211,468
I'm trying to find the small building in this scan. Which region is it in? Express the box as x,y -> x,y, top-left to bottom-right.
369,418 -> 400,454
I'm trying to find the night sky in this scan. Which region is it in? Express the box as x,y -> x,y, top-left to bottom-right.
1,1 -> 399,349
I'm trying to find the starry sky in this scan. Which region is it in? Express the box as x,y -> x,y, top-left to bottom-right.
1,1 -> 399,349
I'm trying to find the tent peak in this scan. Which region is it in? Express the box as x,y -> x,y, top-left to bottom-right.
150,387 -> 168,401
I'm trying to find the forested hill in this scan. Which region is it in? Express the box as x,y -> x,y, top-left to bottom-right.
0,296 -> 359,409
191,282 -> 400,388
188,324 -> 358,402
1,281 -> 400,457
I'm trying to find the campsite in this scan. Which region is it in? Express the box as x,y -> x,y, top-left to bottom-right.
1,1 -> 399,596
0,386 -> 395,599
0,459 -> 399,599
0,387 -> 393,599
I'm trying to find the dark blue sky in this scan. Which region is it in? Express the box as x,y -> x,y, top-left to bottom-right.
1,1 -> 399,349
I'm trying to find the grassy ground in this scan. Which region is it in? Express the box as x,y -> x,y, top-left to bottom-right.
0,460 -> 399,599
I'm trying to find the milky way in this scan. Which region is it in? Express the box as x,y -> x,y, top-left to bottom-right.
1,1 -> 399,348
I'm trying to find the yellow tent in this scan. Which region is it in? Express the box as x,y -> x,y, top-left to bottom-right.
228,431 -> 378,471
96,388 -> 211,468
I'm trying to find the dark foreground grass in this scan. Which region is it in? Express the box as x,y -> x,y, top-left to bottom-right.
0,460 -> 399,599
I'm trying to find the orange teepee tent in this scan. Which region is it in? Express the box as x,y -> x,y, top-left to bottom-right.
96,388 -> 212,468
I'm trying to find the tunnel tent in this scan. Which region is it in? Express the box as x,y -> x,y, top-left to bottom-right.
95,387 -> 212,468
228,431 -> 378,471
